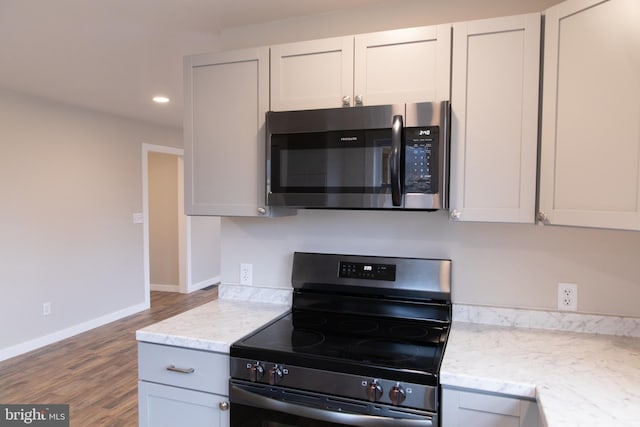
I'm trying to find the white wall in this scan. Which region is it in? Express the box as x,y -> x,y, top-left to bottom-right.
217,0 -> 640,318
0,88 -> 182,359
221,211 -> 640,317
189,216 -> 221,289
218,0 -> 563,50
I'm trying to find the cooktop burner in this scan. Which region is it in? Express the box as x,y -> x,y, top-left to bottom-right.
290,329 -> 325,348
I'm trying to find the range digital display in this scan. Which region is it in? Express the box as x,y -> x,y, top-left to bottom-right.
338,261 -> 396,281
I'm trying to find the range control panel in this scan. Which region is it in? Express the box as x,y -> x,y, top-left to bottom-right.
339,261 -> 396,281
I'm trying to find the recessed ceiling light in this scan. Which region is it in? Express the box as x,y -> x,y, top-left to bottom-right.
152,96 -> 170,104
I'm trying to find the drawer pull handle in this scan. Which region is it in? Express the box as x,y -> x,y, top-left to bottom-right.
166,365 -> 195,374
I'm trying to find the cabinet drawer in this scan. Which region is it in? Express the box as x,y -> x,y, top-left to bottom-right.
138,342 -> 229,395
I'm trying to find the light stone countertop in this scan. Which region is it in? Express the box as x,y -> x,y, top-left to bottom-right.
136,290 -> 640,425
135,298 -> 289,353
441,321 -> 640,426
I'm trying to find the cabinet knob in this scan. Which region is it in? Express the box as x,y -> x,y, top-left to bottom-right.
355,94 -> 363,105
342,96 -> 351,107
219,401 -> 229,411
450,209 -> 461,220
537,211 -> 548,223
257,207 -> 266,215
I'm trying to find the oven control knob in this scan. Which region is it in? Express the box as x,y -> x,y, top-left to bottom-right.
248,362 -> 264,382
366,380 -> 383,402
269,365 -> 284,385
389,383 -> 406,405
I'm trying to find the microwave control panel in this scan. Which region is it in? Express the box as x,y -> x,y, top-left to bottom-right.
404,126 -> 439,194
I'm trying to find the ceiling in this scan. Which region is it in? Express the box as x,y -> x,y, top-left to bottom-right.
0,0 -> 387,129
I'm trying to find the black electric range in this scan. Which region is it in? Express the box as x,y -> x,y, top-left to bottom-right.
229,252 -> 451,427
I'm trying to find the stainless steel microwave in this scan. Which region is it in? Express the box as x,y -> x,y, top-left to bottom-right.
266,101 -> 450,210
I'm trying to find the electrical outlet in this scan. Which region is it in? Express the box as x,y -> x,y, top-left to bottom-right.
240,263 -> 253,286
43,302 -> 52,316
557,283 -> 578,311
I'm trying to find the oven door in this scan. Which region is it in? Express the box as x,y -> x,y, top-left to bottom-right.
230,381 -> 435,427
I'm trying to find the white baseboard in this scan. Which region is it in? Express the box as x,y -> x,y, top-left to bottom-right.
187,275 -> 220,293
0,301 -> 149,363
150,283 -> 180,292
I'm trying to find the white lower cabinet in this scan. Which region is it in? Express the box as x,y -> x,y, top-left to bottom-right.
442,388 -> 539,427
139,382 -> 229,427
138,342 -> 230,427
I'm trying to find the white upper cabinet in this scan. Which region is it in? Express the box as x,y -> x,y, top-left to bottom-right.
449,14 -> 541,223
270,36 -> 354,111
353,25 -> 451,107
539,0 -> 640,230
270,25 -> 451,111
184,47 -> 273,217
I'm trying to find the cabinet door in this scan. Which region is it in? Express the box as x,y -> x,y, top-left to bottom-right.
449,14 -> 540,223
270,37 -> 354,110
354,25 -> 451,106
139,381 -> 229,427
539,0 -> 640,230
442,388 -> 539,427
184,47 -> 270,216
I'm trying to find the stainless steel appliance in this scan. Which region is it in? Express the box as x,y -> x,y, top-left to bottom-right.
266,102 -> 450,210
229,252 -> 452,427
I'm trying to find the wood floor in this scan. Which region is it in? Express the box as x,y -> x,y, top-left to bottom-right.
0,287 -> 218,426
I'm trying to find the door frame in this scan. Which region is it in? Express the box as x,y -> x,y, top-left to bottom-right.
142,143 -> 189,306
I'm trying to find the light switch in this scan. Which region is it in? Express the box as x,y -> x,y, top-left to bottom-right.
132,212 -> 144,224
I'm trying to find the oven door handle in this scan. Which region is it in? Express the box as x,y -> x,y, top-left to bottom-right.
230,384 -> 433,427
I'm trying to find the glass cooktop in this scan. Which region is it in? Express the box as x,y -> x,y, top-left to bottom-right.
231,309 -> 449,386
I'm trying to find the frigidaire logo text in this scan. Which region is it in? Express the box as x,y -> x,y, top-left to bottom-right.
340,136 -> 358,142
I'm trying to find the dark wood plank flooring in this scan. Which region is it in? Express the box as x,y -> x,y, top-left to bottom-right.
0,287 -> 218,426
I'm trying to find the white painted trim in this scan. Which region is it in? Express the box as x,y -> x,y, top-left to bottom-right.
142,143 -> 186,302
187,276 -> 221,293
0,301 -> 148,362
150,283 -> 180,292
177,156 -> 188,293
184,216 -> 193,293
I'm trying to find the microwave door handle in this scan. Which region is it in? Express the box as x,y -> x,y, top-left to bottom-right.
390,114 -> 403,206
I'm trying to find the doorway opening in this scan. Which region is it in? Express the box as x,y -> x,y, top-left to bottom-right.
142,143 -> 222,309
142,144 -> 186,308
